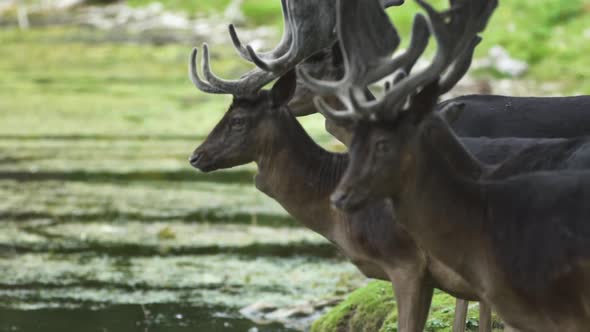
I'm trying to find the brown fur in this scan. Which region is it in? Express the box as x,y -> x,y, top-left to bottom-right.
190,76 -> 490,332
336,83 -> 590,332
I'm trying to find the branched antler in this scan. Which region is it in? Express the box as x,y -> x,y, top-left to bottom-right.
189,46 -> 275,96
229,0 -> 406,74
189,0 -> 409,97
229,0 -> 337,74
302,0 -> 497,122
228,0 -> 292,63
298,0 -> 430,122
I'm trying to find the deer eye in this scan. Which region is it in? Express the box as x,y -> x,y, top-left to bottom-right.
230,117 -> 247,130
375,140 -> 391,155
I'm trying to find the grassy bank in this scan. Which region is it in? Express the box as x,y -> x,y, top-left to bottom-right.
311,281 -> 504,332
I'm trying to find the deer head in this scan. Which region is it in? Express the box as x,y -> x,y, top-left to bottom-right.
189,0 -> 406,170
187,0 -> 336,170
190,70 -> 297,172
298,0 -> 496,211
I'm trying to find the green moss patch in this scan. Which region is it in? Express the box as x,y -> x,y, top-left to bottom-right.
312,281 -> 505,332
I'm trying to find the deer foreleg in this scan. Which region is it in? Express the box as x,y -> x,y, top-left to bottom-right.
452,299 -> 468,332
390,275 -> 434,332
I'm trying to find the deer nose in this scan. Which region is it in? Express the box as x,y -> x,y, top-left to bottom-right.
189,152 -> 203,167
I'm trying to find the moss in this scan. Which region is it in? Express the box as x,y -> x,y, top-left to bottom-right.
312,281 -> 505,332
311,281 -> 396,332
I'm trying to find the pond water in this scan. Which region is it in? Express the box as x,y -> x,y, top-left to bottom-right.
0,137 -> 365,331
0,305 -> 297,332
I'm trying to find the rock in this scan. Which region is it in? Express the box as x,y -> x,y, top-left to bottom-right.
0,1 -> 277,47
224,0 -> 245,25
240,298 -> 343,331
474,45 -> 528,78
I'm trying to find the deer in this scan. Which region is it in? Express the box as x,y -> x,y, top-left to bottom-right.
188,1 -> 501,331
305,0 -> 590,330
188,0 -> 590,330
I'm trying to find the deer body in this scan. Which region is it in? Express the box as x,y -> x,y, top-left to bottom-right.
395,114 -> 590,331
337,110 -> 590,331
440,95 -> 590,138
307,0 -> 590,330
191,87 -> 590,330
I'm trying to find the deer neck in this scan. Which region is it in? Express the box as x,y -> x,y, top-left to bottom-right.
254,110 -> 347,237
394,115 -> 492,292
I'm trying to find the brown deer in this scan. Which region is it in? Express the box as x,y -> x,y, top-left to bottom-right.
189,70 -> 496,332
188,1 -> 500,330
309,0 -> 590,331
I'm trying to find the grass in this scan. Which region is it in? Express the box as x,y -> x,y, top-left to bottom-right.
311,281 -> 504,332
127,0 -> 282,25
391,0 -> 590,93
0,26 -> 331,138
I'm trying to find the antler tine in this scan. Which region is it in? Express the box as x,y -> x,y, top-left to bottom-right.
189,48 -> 227,94
364,13 -> 431,85
382,0 -> 405,7
312,9 -> 430,119
299,0 -> 400,121
313,95 -> 361,123
297,65 -> 347,95
200,43 -> 277,97
356,0 -> 496,119
228,0 -> 292,62
246,0 -> 338,74
439,36 -> 482,94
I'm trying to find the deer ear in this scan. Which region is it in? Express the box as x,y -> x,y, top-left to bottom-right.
411,81 -> 440,124
271,69 -> 297,107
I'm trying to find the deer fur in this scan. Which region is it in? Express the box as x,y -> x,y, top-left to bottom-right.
191,72 -> 590,332
334,83 -> 590,332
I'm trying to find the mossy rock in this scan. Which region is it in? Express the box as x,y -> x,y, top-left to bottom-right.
312,281 -> 505,332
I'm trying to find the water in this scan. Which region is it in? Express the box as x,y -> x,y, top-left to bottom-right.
0,304 -> 297,332
0,136 -> 365,331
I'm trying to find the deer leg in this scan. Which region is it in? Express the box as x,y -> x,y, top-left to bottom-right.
452,299 -> 468,332
478,301 -> 492,332
390,275 -> 434,332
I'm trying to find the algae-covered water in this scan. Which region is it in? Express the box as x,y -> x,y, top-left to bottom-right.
0,25 -> 363,331
1,305 -> 296,332
0,136 -> 364,332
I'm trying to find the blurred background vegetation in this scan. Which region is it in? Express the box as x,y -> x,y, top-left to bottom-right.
0,0 -> 588,331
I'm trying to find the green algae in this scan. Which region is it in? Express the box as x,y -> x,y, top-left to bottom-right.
0,253 -> 365,310
0,180 -> 291,225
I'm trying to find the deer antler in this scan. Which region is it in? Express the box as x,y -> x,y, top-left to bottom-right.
189,45 -> 276,96
298,0 -> 430,123
189,0 -> 331,96
189,0 -> 337,96
190,0 -> 408,97
229,0 -> 406,74
352,0 -> 498,121
229,0 -> 337,74
228,0 -> 292,63
303,0 -> 496,122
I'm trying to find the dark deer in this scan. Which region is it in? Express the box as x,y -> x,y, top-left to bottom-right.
190,2 -> 500,331
189,0 -> 590,331
313,0 -> 590,331
188,1 -> 498,331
